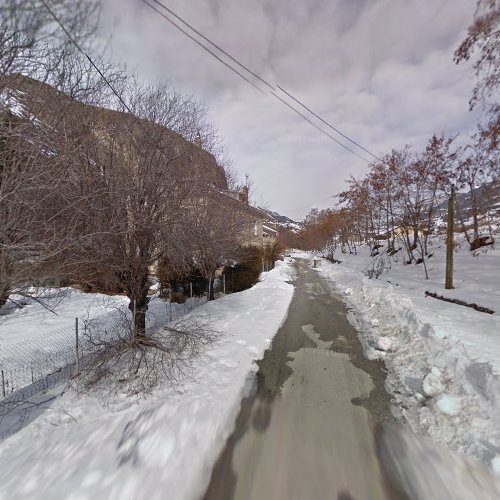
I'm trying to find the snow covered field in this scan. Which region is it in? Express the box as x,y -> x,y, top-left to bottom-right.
0,261 -> 294,500
0,288 -> 199,346
303,236 -> 500,473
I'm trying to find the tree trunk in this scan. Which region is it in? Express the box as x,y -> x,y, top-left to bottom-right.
207,275 -> 215,301
411,225 -> 418,250
0,290 -> 8,309
456,204 -> 472,247
128,281 -> 149,337
403,228 -> 413,262
470,182 -> 479,242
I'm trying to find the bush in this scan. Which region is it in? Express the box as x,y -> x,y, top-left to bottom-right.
262,240 -> 284,271
225,246 -> 262,293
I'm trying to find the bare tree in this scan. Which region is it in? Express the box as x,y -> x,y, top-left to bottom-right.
0,86 -> 82,308
46,82 -> 232,335
455,0 -> 500,110
455,0 -> 500,157
455,128 -> 498,246
0,0 -> 99,79
126,81 -> 232,170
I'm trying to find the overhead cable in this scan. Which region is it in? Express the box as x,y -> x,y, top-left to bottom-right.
40,0 -> 133,114
277,85 -> 381,161
143,0 -> 266,95
143,0 -> 378,164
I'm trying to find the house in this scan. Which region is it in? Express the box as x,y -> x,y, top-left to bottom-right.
221,185 -> 280,249
263,221 -> 278,245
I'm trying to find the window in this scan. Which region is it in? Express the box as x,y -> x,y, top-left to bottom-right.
253,220 -> 258,237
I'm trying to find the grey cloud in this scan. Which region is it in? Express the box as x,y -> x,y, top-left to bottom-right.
101,0 -> 482,219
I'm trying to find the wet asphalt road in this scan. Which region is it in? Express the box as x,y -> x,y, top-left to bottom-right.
203,258 -> 396,500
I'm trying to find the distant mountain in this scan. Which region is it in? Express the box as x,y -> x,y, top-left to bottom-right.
264,209 -> 302,232
435,179 -> 500,219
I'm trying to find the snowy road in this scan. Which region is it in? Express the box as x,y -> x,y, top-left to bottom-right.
203,258 -> 395,500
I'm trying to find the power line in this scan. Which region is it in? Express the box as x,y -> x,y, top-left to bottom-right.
143,0 -> 267,95
148,0 -> 276,93
270,91 -> 372,162
291,195 -> 336,213
147,1 -> 378,162
40,0 -> 133,114
40,0 -> 198,174
277,85 -> 381,161
142,0 -> 378,164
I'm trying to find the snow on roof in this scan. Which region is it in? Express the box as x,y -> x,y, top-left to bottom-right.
263,225 -> 278,234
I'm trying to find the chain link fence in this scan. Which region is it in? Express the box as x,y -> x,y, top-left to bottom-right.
0,297 -> 201,403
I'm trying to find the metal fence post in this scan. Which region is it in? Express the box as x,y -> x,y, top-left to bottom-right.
132,299 -> 137,340
1,370 -> 5,397
223,274 -> 226,294
75,317 -> 80,374
169,289 -> 173,322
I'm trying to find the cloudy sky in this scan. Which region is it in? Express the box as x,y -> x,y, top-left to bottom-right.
100,0 -> 482,220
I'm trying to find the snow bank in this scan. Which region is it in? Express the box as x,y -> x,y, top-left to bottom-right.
0,261 -> 294,500
312,238 -> 500,471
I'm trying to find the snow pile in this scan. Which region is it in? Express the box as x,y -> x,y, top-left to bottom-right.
300,238 -> 500,472
0,261 -> 294,500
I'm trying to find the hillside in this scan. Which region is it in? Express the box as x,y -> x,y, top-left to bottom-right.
434,179 -> 500,222
263,209 -> 302,232
0,74 -> 228,190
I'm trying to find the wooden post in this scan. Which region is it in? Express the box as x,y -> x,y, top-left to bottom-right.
1,370 -> 5,397
75,317 -> 80,374
190,282 -> 193,299
223,274 -> 226,294
169,289 -> 173,322
445,186 -> 456,290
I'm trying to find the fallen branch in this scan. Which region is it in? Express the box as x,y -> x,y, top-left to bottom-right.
424,291 -> 495,315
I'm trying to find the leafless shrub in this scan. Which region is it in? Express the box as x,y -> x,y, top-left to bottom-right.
76,314 -> 220,397
363,253 -> 392,279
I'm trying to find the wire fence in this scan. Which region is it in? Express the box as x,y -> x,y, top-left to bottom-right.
0,296 -> 201,403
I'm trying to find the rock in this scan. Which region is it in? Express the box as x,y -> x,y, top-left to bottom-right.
376,336 -> 392,351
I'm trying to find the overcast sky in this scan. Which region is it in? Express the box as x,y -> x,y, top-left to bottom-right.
100,0 -> 482,220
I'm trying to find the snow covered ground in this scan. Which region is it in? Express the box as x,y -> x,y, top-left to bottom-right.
301,235 -> 500,473
0,261 -> 294,500
0,289 -> 203,397
0,288 -> 200,346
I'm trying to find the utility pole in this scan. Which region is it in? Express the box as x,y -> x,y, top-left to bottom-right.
445,185 -> 456,289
